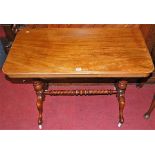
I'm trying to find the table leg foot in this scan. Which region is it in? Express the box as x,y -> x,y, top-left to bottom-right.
144,113 -> 150,119
144,95 -> 155,120
118,122 -> 123,128
38,124 -> 43,129
33,80 -> 46,128
116,80 -> 127,126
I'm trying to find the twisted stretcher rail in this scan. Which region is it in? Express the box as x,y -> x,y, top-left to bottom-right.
44,89 -> 117,96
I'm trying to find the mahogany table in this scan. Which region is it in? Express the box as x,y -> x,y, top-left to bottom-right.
2,27 -> 154,128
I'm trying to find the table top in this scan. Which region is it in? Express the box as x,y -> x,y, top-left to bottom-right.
2,27 -> 154,78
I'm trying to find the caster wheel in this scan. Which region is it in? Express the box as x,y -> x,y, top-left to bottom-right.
144,113 -> 150,120
38,124 -> 43,129
118,122 -> 122,128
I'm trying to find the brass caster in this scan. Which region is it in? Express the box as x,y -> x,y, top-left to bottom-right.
144,113 -> 150,120
38,124 -> 43,129
118,122 -> 123,128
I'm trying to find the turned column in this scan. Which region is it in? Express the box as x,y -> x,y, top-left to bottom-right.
115,80 -> 128,127
144,94 -> 155,119
33,80 -> 48,129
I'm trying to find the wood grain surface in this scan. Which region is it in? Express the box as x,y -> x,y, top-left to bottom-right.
26,24 -> 140,28
2,27 -> 154,78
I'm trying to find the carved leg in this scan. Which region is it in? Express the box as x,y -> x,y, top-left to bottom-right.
33,80 -> 47,129
116,80 -> 128,127
144,94 -> 155,119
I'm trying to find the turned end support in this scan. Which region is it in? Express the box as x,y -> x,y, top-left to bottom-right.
116,80 -> 128,127
33,80 -> 48,128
